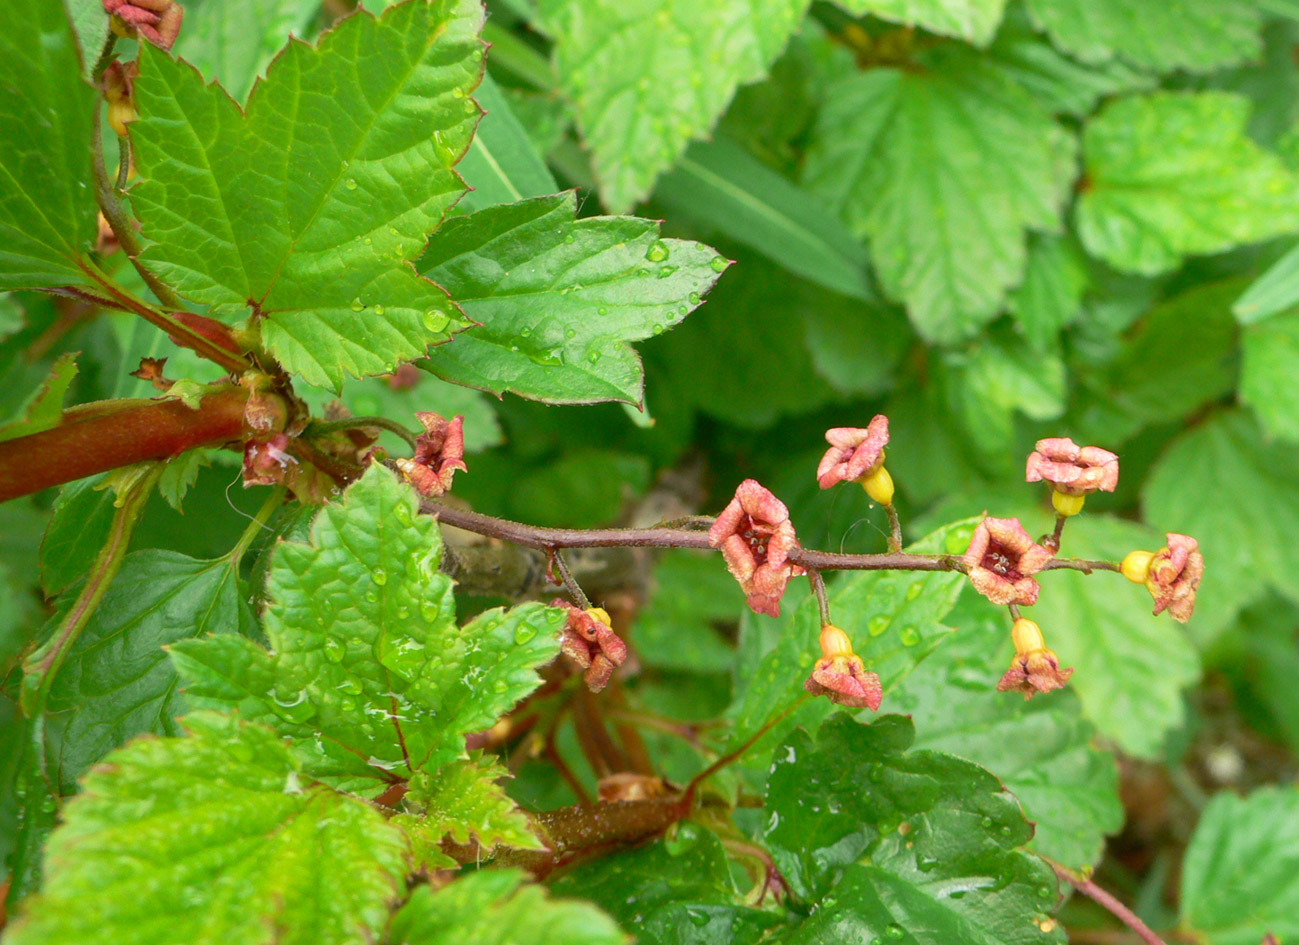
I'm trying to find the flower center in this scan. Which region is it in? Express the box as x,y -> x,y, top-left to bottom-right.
742,523 -> 769,562
983,543 -> 1021,580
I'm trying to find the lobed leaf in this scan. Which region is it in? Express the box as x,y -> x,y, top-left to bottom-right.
129,0 -> 486,390
1076,91 -> 1299,276
5,712 -> 408,945
173,0 -> 319,103
0,353 -> 78,444
421,192 -> 726,405
457,73 -> 559,212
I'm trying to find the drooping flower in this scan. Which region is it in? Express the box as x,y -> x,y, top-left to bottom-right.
395,412 -> 467,498
242,433 -> 296,487
554,601 -> 628,692
1026,438 -> 1119,517
995,618 -> 1073,700
1121,533 -> 1203,623
104,0 -> 184,49
962,517 -> 1053,606
816,417 -> 890,490
708,479 -> 805,617
803,624 -> 883,710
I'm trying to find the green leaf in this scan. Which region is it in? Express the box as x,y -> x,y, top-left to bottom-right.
0,352 -> 77,443
458,72 -> 558,212
1028,513 -> 1201,758
174,0 -> 319,103
654,136 -> 874,301
538,0 -> 810,211
156,450 -> 210,511
1077,91 -> 1299,276
420,192 -> 726,405
5,711 -> 408,945
1023,0 -> 1262,73
394,755 -> 542,869
889,597 -> 1123,868
170,465 -> 564,793
129,1 -> 485,390
65,0 -> 111,77
763,714 -> 1064,943
389,869 -> 626,945
508,448 -> 651,526
1008,235 -> 1088,350
1179,786 -> 1299,945
40,549 -> 254,792
835,0 -> 1007,45
39,475 -> 115,595
1241,310 -> 1299,442
726,519 -> 975,754
804,46 -> 1074,342
801,295 -> 911,397
634,551 -> 743,674
0,0 -> 99,290
1143,409 -> 1299,643
1235,239 -> 1299,323
0,705 -> 59,910
552,825 -> 783,945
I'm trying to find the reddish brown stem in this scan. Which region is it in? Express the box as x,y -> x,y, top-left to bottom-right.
1045,859 -> 1168,945
0,387 -> 248,501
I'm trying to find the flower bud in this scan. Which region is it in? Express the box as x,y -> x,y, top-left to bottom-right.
818,624 -> 854,659
1120,550 -> 1154,585
1050,490 -> 1086,517
860,464 -> 895,506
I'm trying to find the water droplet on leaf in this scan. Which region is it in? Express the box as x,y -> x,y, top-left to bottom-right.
646,240 -> 669,262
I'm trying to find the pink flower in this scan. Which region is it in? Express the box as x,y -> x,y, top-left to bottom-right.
553,601 -> 627,692
1025,438 -> 1119,496
803,653 -> 883,710
105,0 -> 183,49
996,648 -> 1073,700
963,517 -> 1053,606
242,433 -> 296,487
396,413 -> 467,498
816,417 -> 890,490
1147,533 -> 1203,623
708,480 -> 805,617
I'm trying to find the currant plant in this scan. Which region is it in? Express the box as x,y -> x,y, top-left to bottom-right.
3,1 -> 1299,944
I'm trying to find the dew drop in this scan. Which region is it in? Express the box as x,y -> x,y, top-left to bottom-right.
597,306 -> 608,316
323,638 -> 345,662
677,304 -> 687,315
899,626 -> 920,647
886,924 -> 904,939
364,589 -> 379,604
372,568 -> 388,586
514,623 -> 537,644
688,291 -> 700,305
710,255 -> 728,273
686,909 -> 709,928
520,327 -> 532,337
657,265 -> 677,279
868,615 -> 890,637
637,268 -> 649,278
374,303 -> 385,315
645,240 -> 669,262
345,178 -> 357,190
341,677 -> 363,696
452,87 -> 465,99
916,854 -> 938,872
651,322 -> 664,335
423,309 -> 450,332
565,328 -> 577,339
351,298 -> 364,312
906,582 -> 922,601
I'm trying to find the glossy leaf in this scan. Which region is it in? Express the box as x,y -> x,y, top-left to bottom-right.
129,1 -> 484,390
539,0 -> 810,211
1143,409 -> 1299,642
458,72 -> 558,212
763,714 -> 1064,943
420,192 -> 726,405
39,475 -> 115,595
174,0 -> 319,102
1077,91 -> 1299,276
389,870 -> 626,945
0,0 -> 99,290
40,549 -> 254,792
1179,786 -> 1299,945
835,0 -> 1007,45
634,551 -> 744,674
1023,0 -> 1262,73
804,46 -> 1074,342
0,353 -> 77,443
5,711 -> 408,945
170,465 -> 564,793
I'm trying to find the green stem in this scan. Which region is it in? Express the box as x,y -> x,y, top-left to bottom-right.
885,502 -> 902,553
20,463 -> 164,717
227,485 -> 288,568
307,415 -> 419,450
116,133 -> 132,193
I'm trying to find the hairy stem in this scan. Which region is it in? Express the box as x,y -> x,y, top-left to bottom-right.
307,415 -> 418,450
884,502 -> 902,552
808,568 -> 831,626
20,463 -> 163,716
0,387 -> 249,502
551,550 -> 591,608
1044,858 -> 1168,945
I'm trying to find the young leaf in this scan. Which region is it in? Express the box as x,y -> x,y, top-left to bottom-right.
420,192 -> 726,405
0,353 -> 77,444
552,825 -> 784,945
1143,409 -> 1299,643
538,0 -> 811,211
389,869 -> 626,945
763,714 -> 1064,943
726,519 -> 974,754
834,0 -> 1007,46
394,755 -> 543,869
1023,0 -> 1262,73
457,72 -> 559,212
1241,310 -> 1299,442
1077,92 -> 1299,276
39,549 -> 255,791
1179,786 -> 1299,945
889,598 -> 1123,869
129,1 -> 485,390
653,136 -> 875,302
804,46 -> 1074,342
170,465 -> 564,794
5,711 -> 408,945
173,0 -> 320,102
0,0 -> 99,290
